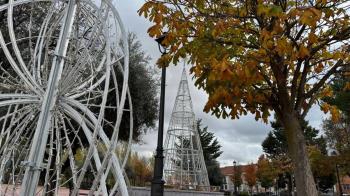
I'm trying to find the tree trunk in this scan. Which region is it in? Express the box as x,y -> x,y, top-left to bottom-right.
281,112 -> 318,196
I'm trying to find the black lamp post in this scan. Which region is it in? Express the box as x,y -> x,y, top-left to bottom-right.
151,32 -> 168,196
233,161 -> 237,195
336,164 -> 343,196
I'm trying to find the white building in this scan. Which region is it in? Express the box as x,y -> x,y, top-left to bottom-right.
220,165 -> 276,194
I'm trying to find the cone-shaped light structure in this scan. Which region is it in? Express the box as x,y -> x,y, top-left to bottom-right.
163,66 -> 210,190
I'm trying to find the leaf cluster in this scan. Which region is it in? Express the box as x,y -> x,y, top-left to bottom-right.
139,0 -> 350,122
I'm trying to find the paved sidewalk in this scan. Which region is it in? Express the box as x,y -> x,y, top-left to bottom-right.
0,185 -> 95,195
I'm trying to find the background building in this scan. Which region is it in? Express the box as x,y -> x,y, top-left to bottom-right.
220,165 -> 275,194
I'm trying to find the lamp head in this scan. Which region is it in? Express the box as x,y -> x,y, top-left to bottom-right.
155,32 -> 168,47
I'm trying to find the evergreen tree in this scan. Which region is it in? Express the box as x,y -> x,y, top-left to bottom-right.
196,119 -> 223,186
262,119 -> 327,157
323,73 -> 350,116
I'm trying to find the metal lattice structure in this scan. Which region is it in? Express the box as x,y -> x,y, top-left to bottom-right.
163,67 -> 210,190
0,0 -> 131,195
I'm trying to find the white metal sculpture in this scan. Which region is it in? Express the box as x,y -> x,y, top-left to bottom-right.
163,67 -> 210,190
0,0 -> 131,195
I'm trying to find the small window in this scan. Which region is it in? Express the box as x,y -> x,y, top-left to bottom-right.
342,184 -> 350,190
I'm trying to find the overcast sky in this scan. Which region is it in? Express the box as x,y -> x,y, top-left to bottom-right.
117,1 -> 326,167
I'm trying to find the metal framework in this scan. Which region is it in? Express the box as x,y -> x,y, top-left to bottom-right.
0,0 -> 131,195
163,67 -> 210,191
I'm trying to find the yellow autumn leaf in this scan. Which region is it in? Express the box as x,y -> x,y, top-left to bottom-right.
273,23 -> 284,34
324,9 -> 334,18
344,82 -> 350,90
156,53 -> 171,67
288,8 -> 299,17
154,13 -> 163,24
310,8 -> 322,19
316,0 -> 327,5
190,66 -> 201,77
321,103 -> 330,113
147,24 -> 162,37
138,2 -> 154,17
314,63 -> 324,73
260,29 -> 271,40
298,45 -> 310,59
262,110 -> 269,123
246,93 -> 253,104
300,8 -> 321,28
276,38 -> 289,56
308,33 -> 318,44
255,111 -> 261,121
330,106 -> 340,122
156,2 -> 168,13
321,86 -> 333,97
221,67 -> 233,80
333,51 -> 343,60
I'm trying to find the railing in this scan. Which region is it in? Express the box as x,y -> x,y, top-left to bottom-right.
165,184 -> 222,192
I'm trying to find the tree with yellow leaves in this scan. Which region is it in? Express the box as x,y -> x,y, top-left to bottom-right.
139,1 -> 350,195
126,152 -> 153,187
256,155 -> 277,193
244,163 -> 257,194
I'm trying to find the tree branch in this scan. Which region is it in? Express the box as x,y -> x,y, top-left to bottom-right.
305,60 -> 346,98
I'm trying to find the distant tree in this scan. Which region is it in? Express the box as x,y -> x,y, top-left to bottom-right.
262,118 -> 327,158
229,164 -> 242,193
105,33 -> 159,141
125,152 -> 153,187
196,119 -> 223,186
256,155 -> 277,192
244,163 -> 257,194
276,173 -> 287,191
323,117 -> 350,153
57,33 -> 159,192
322,73 -> 350,176
308,146 -> 337,192
318,174 -> 337,193
322,73 -> 350,152
323,73 -> 350,116
124,33 -> 159,141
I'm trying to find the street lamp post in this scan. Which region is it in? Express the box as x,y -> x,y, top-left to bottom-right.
151,33 -> 168,196
233,161 -> 237,196
336,163 -> 343,196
